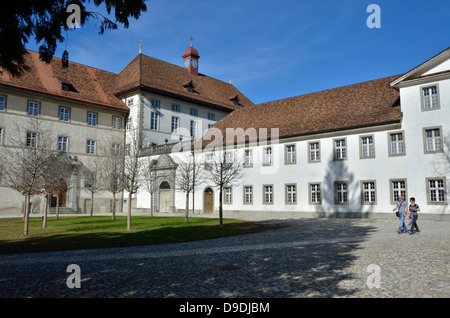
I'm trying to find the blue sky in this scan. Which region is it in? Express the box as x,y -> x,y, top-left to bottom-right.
26,0 -> 450,105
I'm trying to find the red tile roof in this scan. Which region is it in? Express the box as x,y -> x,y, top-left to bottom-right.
0,50 -> 255,113
0,51 -> 127,112
115,54 -> 255,111
201,75 -> 402,147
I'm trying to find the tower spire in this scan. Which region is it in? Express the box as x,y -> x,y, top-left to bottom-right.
183,39 -> 200,76
139,40 -> 142,54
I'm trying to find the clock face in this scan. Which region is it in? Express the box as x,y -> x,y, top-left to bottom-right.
192,59 -> 198,68
184,59 -> 190,68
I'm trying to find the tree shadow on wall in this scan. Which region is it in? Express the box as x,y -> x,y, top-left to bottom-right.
315,156 -> 375,218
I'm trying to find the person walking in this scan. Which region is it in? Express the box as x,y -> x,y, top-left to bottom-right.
408,197 -> 420,234
393,195 -> 408,234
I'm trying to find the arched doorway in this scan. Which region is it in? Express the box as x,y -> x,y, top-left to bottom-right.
204,187 -> 214,213
159,181 -> 171,213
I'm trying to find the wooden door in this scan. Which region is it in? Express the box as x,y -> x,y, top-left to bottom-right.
51,191 -> 67,207
204,188 -> 214,213
159,190 -> 170,213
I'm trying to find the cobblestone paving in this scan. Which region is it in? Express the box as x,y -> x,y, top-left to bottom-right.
0,218 -> 448,298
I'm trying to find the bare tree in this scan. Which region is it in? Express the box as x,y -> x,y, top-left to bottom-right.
3,118 -> 55,235
102,138 -> 124,220
83,159 -> 104,217
208,149 -> 245,226
123,127 -> 145,230
175,151 -> 205,223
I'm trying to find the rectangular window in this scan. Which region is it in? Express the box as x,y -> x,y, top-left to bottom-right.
0,95 -> 6,111
310,183 -> 321,204
361,136 -> 375,158
172,104 -> 180,112
112,143 -> 121,157
28,101 -> 40,117
190,120 -> 197,138
362,181 -> 376,204
126,117 -> 133,130
389,132 -> 405,156
208,112 -> 215,120
190,108 -> 198,116
87,112 -> 97,126
112,116 -> 122,130
151,112 -> 158,131
424,128 -> 442,153
244,186 -> 253,204
422,86 -> 439,110
264,185 -> 273,204
59,107 -> 70,122
225,151 -> 232,163
286,184 -> 296,204
151,99 -> 160,109
428,179 -> 446,204
125,144 -> 131,157
58,136 -> 68,152
309,142 -> 320,162
263,147 -> 273,166
285,145 -> 296,164
335,182 -> 348,204
391,180 -> 407,203
204,152 -> 214,170
244,149 -> 253,167
171,117 -> 180,134
86,140 -> 96,155
334,139 -> 347,160
26,132 -> 37,148
224,187 -> 232,204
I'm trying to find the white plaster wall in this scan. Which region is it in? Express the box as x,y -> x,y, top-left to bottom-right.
0,89 -> 127,216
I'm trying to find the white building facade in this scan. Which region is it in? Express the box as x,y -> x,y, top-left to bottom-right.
136,47 -> 449,220
0,45 -> 448,220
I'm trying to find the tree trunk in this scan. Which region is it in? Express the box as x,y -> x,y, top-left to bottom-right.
112,192 -> 116,220
150,192 -> 153,217
43,194 -> 48,228
127,192 -> 132,230
56,192 -> 60,220
219,187 -> 223,227
185,192 -> 190,223
90,193 -> 94,217
24,193 -> 30,236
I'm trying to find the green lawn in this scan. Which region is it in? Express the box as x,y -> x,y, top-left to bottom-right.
0,216 -> 265,255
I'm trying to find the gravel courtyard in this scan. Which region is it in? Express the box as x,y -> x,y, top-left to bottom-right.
0,217 -> 448,298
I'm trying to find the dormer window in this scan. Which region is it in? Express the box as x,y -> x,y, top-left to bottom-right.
183,80 -> 194,93
56,78 -> 77,93
229,94 -> 239,106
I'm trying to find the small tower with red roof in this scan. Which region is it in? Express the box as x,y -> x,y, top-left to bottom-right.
182,38 -> 200,76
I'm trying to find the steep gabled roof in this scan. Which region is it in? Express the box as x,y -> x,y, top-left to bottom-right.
390,47 -> 450,86
116,54 -> 255,111
201,75 -> 402,147
0,51 -> 128,112
0,50 -> 256,114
